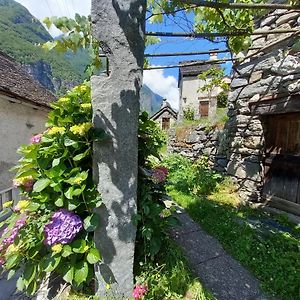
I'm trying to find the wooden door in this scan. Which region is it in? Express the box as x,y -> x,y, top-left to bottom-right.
199,101 -> 209,117
162,117 -> 170,130
263,113 -> 300,214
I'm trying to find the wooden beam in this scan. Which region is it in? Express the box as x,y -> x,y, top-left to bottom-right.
145,49 -> 229,57
146,28 -> 300,38
250,94 -> 300,115
144,58 -> 233,70
179,0 -> 300,10
263,195 -> 300,217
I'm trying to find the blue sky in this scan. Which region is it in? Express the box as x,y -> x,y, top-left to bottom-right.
15,0 -> 232,109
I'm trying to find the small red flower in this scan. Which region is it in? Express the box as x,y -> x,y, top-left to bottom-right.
133,284 -> 148,300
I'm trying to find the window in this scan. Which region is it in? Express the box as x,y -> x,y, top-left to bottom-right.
162,117 -> 170,130
199,101 -> 209,117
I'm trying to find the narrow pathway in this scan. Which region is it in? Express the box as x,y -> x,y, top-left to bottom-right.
170,207 -> 270,300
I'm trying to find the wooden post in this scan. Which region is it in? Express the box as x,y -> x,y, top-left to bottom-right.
91,0 -> 146,298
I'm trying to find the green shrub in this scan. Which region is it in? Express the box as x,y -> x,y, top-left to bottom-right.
0,85 -> 173,296
183,106 -> 195,121
162,154 -> 223,196
0,83 -> 102,294
216,91 -> 228,108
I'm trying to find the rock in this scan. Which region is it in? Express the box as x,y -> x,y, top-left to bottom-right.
286,79 -> 300,93
193,143 -> 204,151
186,132 -> 199,143
92,1 -> 145,298
271,55 -> 300,75
239,76 -> 282,99
276,12 -> 299,26
252,37 -> 266,48
217,158 -> 228,168
236,115 -> 251,126
249,94 -> 260,103
244,136 -> 263,149
196,124 -> 206,131
249,71 -> 263,84
236,55 -> 277,76
231,78 -> 248,88
228,87 -> 243,103
260,15 -> 277,27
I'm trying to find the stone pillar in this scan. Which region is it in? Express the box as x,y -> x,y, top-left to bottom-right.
91,1 -> 146,299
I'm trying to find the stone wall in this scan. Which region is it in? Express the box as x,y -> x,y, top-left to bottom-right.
226,9 -> 300,202
167,124 -> 228,173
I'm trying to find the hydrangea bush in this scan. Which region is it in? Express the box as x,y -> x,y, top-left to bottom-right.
0,83 -> 102,295
0,83 -> 174,297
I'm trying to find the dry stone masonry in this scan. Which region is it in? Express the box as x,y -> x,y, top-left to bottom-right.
168,124 -> 229,173
226,8 -> 300,203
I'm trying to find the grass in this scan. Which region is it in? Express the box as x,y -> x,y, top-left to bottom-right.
168,180 -> 300,300
135,239 -> 215,300
174,108 -> 228,142
66,239 -> 215,300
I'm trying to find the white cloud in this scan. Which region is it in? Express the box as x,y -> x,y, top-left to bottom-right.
15,0 -> 91,36
143,69 -> 179,110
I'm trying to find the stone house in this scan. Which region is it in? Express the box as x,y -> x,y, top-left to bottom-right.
151,99 -> 178,130
226,9 -> 300,215
0,52 -> 55,190
178,54 -> 230,122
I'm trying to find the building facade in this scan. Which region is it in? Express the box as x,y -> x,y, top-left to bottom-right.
151,99 -> 178,130
0,52 -> 55,190
178,55 -> 230,122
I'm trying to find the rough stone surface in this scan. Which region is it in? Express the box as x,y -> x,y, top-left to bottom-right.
170,209 -> 267,300
226,9 -> 300,204
91,1 -> 146,298
168,126 -> 229,172
271,55 -> 300,75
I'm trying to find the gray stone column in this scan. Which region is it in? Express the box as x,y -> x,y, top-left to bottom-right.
91,1 -> 146,299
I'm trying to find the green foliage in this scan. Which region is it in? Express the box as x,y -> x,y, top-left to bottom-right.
0,83 -> 103,295
147,0 -> 264,53
136,239 -> 215,300
216,91 -> 228,108
136,112 -> 176,261
162,154 -> 222,196
183,106 -> 195,121
43,15 -> 101,77
170,181 -> 300,300
198,67 -> 229,95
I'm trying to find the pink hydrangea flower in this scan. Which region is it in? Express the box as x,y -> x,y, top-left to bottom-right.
133,284 -> 148,300
0,257 -> 5,265
152,166 -> 169,183
13,176 -> 35,192
30,134 -> 42,144
0,216 -> 27,252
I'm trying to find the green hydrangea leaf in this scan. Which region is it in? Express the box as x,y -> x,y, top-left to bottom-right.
74,261 -> 88,286
87,247 -> 101,264
83,213 -> 100,232
33,178 -> 51,193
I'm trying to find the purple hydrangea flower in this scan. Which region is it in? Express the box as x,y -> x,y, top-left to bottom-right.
44,209 -> 83,246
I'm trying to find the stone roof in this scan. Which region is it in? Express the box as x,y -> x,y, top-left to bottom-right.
151,100 -> 178,121
0,52 -> 55,107
179,60 -> 221,77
